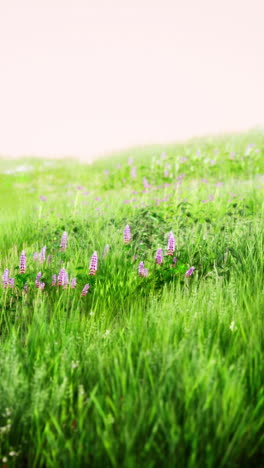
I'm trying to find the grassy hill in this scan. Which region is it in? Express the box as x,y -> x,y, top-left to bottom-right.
0,131 -> 264,467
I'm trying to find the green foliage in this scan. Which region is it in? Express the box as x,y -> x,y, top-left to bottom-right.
0,131 -> 264,467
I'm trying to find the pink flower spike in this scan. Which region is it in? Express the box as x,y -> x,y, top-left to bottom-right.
60,232 -> 67,252
20,250 -> 26,274
9,278 -> 15,288
71,278 -> 77,288
40,282 -> 45,290
103,244 -> 110,258
124,224 -> 131,244
89,252 -> 98,275
52,275 -> 57,286
81,284 -> 90,296
185,267 -> 195,278
143,268 -> 148,277
58,268 -> 66,286
40,246 -> 46,262
63,271 -> 69,289
167,232 -> 175,256
35,272 -> 42,288
2,269 -> 9,288
155,248 -> 163,265
138,261 -> 145,277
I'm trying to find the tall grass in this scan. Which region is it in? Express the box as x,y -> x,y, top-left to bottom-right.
0,131 -> 264,467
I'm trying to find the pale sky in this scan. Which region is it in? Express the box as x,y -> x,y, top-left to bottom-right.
0,0 -> 263,159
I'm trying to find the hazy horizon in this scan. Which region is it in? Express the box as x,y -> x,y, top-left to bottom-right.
1,0 -> 264,159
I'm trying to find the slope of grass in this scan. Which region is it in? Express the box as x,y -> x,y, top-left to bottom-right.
0,131 -> 264,467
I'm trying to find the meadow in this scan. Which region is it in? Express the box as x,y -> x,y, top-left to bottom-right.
0,131 -> 264,467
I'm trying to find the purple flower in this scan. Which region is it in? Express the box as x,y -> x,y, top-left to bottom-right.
167,232 -> 175,256
81,284 -> 90,296
63,271 -> 69,289
9,278 -> 15,288
130,166 -> 137,179
185,266 -> 195,277
33,252 -> 39,261
143,268 -> 149,277
155,248 -> 163,265
164,170 -> 169,177
20,250 -> 26,274
52,274 -> 57,286
103,244 -> 110,258
35,272 -> 42,288
60,232 -> 67,252
138,261 -> 145,277
89,252 -> 98,275
71,278 -> 77,288
39,195 -> 47,201
58,268 -> 66,286
143,177 -> 150,189
124,224 -> 131,244
40,282 -> 45,290
2,269 -> 9,289
161,152 -> 166,160
40,246 -> 46,262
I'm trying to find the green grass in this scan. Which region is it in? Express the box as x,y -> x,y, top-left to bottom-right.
0,131 -> 264,467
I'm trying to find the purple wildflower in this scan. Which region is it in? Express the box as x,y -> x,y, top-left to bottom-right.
2,269 -> 9,289
40,282 -> 45,290
9,278 -> 15,288
33,252 -> 39,261
60,232 -> 67,252
52,275 -> 57,286
89,251 -> 98,275
20,250 -> 26,274
185,266 -> 195,277
39,195 -> 47,201
40,246 -> 46,262
143,268 -> 149,277
35,272 -> 42,288
143,177 -> 150,189
124,224 -> 131,244
63,271 -> 69,289
58,268 -> 66,286
138,261 -> 145,277
161,152 -> 166,160
81,284 -> 90,296
167,232 -> 175,256
71,278 -> 77,289
155,248 -> 163,265
131,166 -> 137,179
103,244 -> 110,258
164,170 -> 169,177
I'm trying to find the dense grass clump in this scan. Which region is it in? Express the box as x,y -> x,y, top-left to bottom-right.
0,131 -> 264,467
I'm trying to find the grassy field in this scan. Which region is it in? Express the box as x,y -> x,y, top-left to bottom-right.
0,131 -> 264,467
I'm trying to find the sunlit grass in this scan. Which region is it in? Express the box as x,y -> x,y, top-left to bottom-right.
0,131 -> 264,467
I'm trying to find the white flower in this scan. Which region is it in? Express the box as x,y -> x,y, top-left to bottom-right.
71,361 -> 79,369
229,321 -> 237,332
